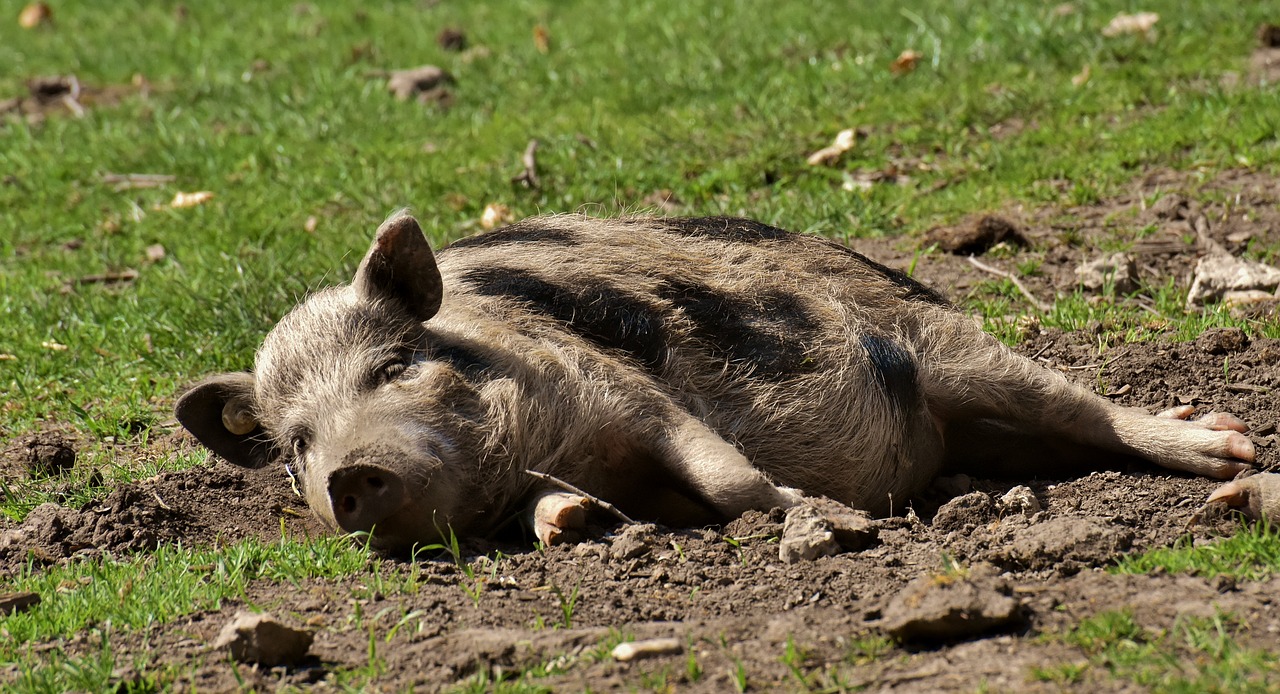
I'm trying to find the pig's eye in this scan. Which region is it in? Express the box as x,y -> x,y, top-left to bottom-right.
292,436 -> 309,459
378,359 -> 408,384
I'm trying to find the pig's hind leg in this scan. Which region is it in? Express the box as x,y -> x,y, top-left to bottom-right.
921,324 -> 1254,479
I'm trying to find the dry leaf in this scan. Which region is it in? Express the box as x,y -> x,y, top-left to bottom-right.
890,50 -> 922,75
806,128 -> 858,166
385,65 -> 452,101
168,191 -> 214,208
18,2 -> 52,28
1051,3 -> 1076,17
1101,12 -> 1159,38
41,340 -> 68,351
533,25 -> 551,54
480,203 -> 513,230
144,244 -> 166,263
303,216 -> 318,233
1071,64 -> 1091,87
0,354 -> 16,361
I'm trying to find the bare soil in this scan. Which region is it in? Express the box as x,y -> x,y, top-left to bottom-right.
3,171 -> 1280,691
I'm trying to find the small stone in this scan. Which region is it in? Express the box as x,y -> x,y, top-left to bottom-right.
931,492 -> 994,533
997,486 -> 1041,517
779,499 -> 878,563
0,592 -> 40,615
1076,253 -> 1138,294
1186,254 -> 1280,308
214,611 -> 313,667
880,574 -> 1023,642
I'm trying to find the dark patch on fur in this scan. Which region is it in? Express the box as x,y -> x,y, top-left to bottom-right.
817,239 -> 951,306
659,279 -> 819,379
661,217 -> 794,243
461,267 -> 667,371
860,334 -> 919,410
445,223 -> 578,251
429,341 -> 495,381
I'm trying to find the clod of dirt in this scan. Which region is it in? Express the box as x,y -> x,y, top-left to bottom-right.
0,591 -> 40,615
991,516 -> 1134,574
1196,327 -> 1250,355
214,611 -> 313,667
18,2 -> 52,28
880,570 -> 1023,642
437,27 -> 467,52
931,492 -> 994,533
385,65 -> 453,101
1204,472 -> 1280,524
1186,253 -> 1280,307
609,523 -> 657,561
1075,252 -> 1138,294
923,215 -> 1027,255
779,498 -> 877,563
1258,23 -> 1280,48
611,637 -> 682,662
997,486 -> 1041,517
5,431 -> 76,476
1147,192 -> 1194,221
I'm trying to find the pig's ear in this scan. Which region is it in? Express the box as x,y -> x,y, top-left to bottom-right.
174,372 -> 276,468
353,211 -> 443,322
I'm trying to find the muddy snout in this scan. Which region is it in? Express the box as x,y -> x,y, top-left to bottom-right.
327,463 -> 407,533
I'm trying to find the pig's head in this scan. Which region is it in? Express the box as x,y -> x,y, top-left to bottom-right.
176,212 -> 490,550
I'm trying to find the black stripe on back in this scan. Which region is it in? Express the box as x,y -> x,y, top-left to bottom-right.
661,217 -> 794,243
446,223 -> 579,251
461,267 -> 668,371
659,279 -> 820,379
816,239 -> 951,306
860,334 -> 920,411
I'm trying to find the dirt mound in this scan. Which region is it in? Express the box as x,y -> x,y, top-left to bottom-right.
0,464 -> 317,577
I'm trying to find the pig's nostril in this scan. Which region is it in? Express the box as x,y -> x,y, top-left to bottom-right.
340,495 -> 358,515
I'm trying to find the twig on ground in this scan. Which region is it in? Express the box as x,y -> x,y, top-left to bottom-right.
512,138 -> 540,189
525,469 -> 634,524
966,255 -> 1052,312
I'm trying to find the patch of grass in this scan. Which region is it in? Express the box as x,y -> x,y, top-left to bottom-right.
1113,522 -> 1280,581
0,534 -> 388,691
1038,610 -> 1280,691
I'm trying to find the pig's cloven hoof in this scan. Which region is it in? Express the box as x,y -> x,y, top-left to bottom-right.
531,491 -> 592,546
1206,473 -> 1280,524
1153,406 -> 1255,478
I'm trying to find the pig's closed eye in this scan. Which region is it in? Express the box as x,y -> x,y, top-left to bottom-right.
292,435 -> 309,459
379,359 -> 408,384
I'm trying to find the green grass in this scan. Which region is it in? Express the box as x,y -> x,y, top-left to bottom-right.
1113,522 -> 1280,581
4,0 -> 1280,690
1033,610 -> 1280,692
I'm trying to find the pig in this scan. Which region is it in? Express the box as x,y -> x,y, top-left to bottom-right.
175,212 -> 1255,550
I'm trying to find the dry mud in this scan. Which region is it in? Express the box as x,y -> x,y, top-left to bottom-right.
3,170 -> 1280,691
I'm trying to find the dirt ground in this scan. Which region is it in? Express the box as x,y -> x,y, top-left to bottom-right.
3,170 -> 1280,691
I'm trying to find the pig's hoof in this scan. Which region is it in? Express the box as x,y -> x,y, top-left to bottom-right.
1151,406 -> 1255,479
531,491 -> 591,546
1205,473 -> 1280,524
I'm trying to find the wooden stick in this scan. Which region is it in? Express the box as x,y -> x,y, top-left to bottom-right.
525,469 -> 634,524
966,255 -> 1051,313
511,138 -> 540,189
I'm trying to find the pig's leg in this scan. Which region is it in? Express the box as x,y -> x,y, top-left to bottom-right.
653,416 -> 806,516
923,326 -> 1254,478
528,490 -> 591,546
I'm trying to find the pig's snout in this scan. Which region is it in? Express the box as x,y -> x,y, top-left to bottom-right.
327,464 -> 406,533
